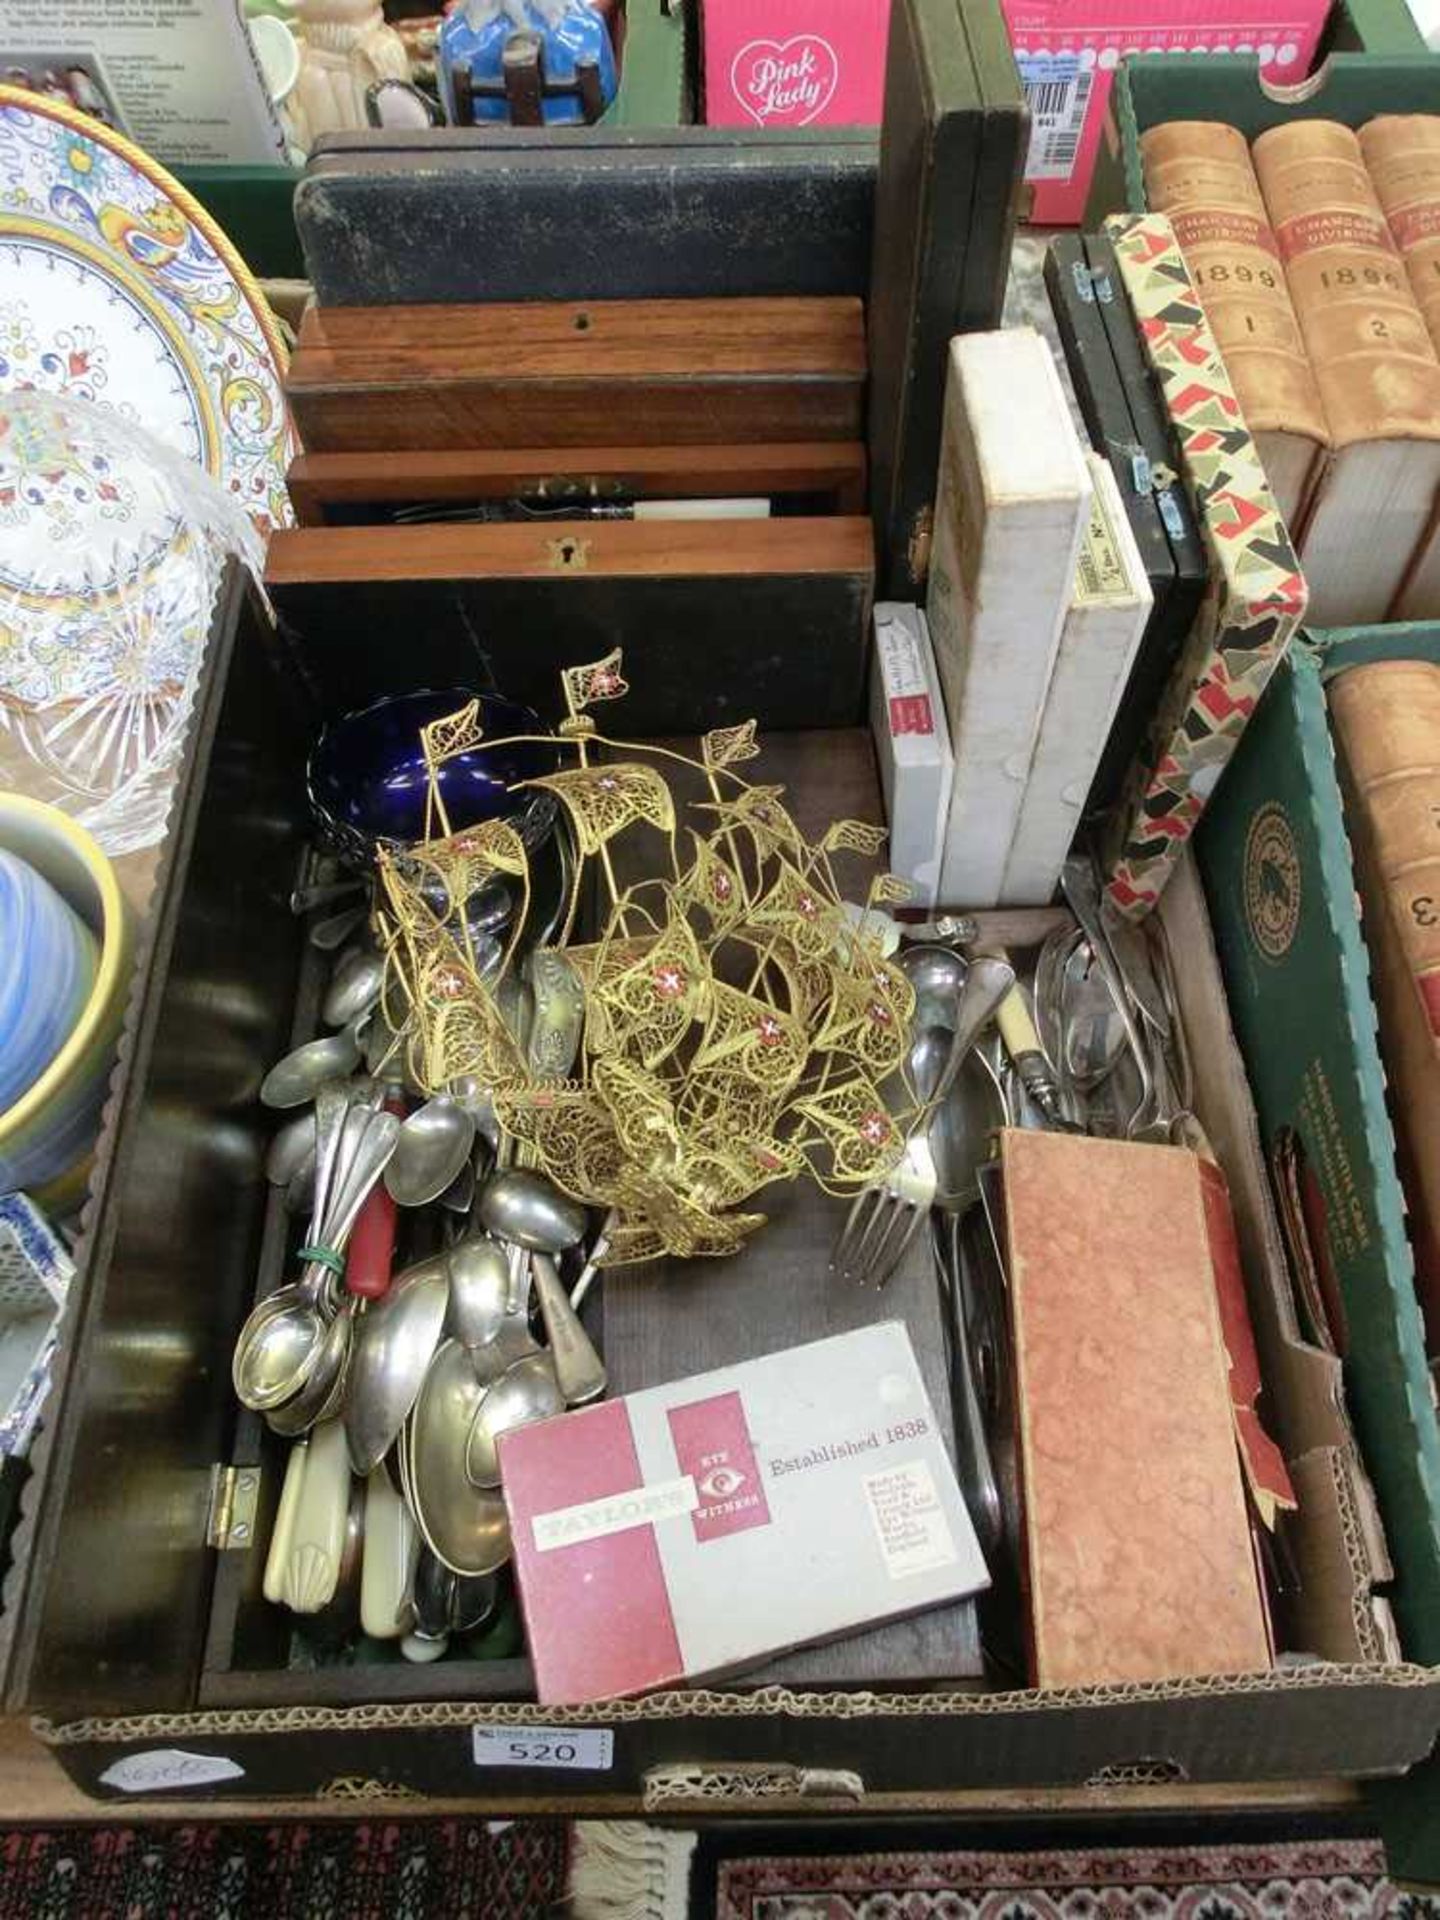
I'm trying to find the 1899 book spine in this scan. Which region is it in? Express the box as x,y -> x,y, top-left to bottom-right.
1139,120 -> 1328,445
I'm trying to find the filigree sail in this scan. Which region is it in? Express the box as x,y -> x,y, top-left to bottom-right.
793,1074 -> 904,1189
523,761 -> 675,856
692,980 -> 808,1089
742,856 -> 844,964
369,654 -> 921,1265
810,960 -> 914,1078
676,829 -> 749,930
698,784 -> 804,861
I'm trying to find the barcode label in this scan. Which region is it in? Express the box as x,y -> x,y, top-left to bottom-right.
1017,53 -> 1094,184
1027,76 -> 1076,116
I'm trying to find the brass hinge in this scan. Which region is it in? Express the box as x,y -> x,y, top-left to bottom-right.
906,505 -> 933,588
207,1464 -> 259,1550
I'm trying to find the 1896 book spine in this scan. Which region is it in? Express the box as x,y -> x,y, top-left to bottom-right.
1359,114 -> 1440,357
1252,119 -> 1440,447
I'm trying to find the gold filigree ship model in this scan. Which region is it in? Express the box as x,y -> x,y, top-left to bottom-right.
373,653 -> 917,1267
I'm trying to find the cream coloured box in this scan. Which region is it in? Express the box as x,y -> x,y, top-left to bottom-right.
925,327 -> 1092,908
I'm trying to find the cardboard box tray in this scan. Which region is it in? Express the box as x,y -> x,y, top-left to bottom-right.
1087,52 -> 1440,226
3,569 -> 1440,1807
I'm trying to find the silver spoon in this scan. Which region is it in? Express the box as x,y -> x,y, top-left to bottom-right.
386,1092 -> 477,1208
478,1168 -> 587,1253
531,1251 -> 606,1405
525,948 -> 585,1080
266,1294 -> 351,1436
447,1236 -> 512,1351
900,945 -> 971,1041
261,1025 -> 363,1109
322,947 -> 386,1029
465,1352 -> 564,1489
438,1157 -> 476,1215
266,1108 -> 316,1188
233,1110 -> 400,1410
932,1050 -> 1006,1212
310,904 -> 367,952
344,1253 -> 450,1475
235,1085 -> 350,1406
409,1342 -> 513,1576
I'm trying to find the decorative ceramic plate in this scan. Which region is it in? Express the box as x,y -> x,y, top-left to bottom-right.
0,86 -> 293,533
0,89 -> 286,853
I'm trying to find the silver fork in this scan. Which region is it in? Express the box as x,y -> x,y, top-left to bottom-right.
831,956 -> 1015,1287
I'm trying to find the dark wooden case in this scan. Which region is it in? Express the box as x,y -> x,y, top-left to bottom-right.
866,0 -> 1028,596
264,517 -> 875,734
296,128 -> 877,307
1044,234 -> 1208,816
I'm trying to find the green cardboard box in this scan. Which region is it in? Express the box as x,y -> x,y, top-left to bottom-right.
1198,625 -> 1440,1883
1086,50 -> 1440,224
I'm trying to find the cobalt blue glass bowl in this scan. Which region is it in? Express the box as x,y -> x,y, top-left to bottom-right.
306,689 -> 558,868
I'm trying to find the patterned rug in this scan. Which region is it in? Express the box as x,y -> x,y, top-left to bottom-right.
713,1838 -> 1440,1920
0,1817 -> 568,1920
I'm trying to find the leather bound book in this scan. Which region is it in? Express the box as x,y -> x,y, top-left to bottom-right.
1361,116 -> 1440,618
1252,120 -> 1440,625
1140,120 -> 1329,531
1359,115 -> 1440,355
1001,1128 -> 1270,1688
1328,659 -> 1440,1355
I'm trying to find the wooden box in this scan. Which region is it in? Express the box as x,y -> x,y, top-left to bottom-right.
286,298 -> 867,455
265,515 -> 875,735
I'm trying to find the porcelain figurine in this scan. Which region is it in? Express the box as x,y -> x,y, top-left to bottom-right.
289,0 -> 411,146
438,0 -> 617,127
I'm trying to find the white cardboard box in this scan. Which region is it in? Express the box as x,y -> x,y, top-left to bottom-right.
925,328 -> 1092,908
869,603 -> 955,909
502,1322 -> 988,1705
1000,455 -> 1153,904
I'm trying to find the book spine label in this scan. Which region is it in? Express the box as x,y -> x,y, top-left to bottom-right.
1359,117 -> 1440,360
1073,483 -> 1127,604
1269,198 -> 1433,366
1139,127 -> 1327,444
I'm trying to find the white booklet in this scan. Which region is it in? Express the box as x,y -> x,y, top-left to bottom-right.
0,0 -> 287,167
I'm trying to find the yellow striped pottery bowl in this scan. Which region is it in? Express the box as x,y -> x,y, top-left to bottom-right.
0,794 -> 135,1213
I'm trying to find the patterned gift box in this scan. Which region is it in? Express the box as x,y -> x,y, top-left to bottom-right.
1102,210 -> 1308,921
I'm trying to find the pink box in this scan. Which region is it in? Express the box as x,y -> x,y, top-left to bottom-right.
702,0 -> 889,128
500,1324 -> 986,1704
1003,6 -> 1329,223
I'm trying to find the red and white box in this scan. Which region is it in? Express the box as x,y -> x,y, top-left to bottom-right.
501,1323 -> 987,1704
869,603 -> 954,909
702,0 -> 889,128
1003,4 -> 1329,223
